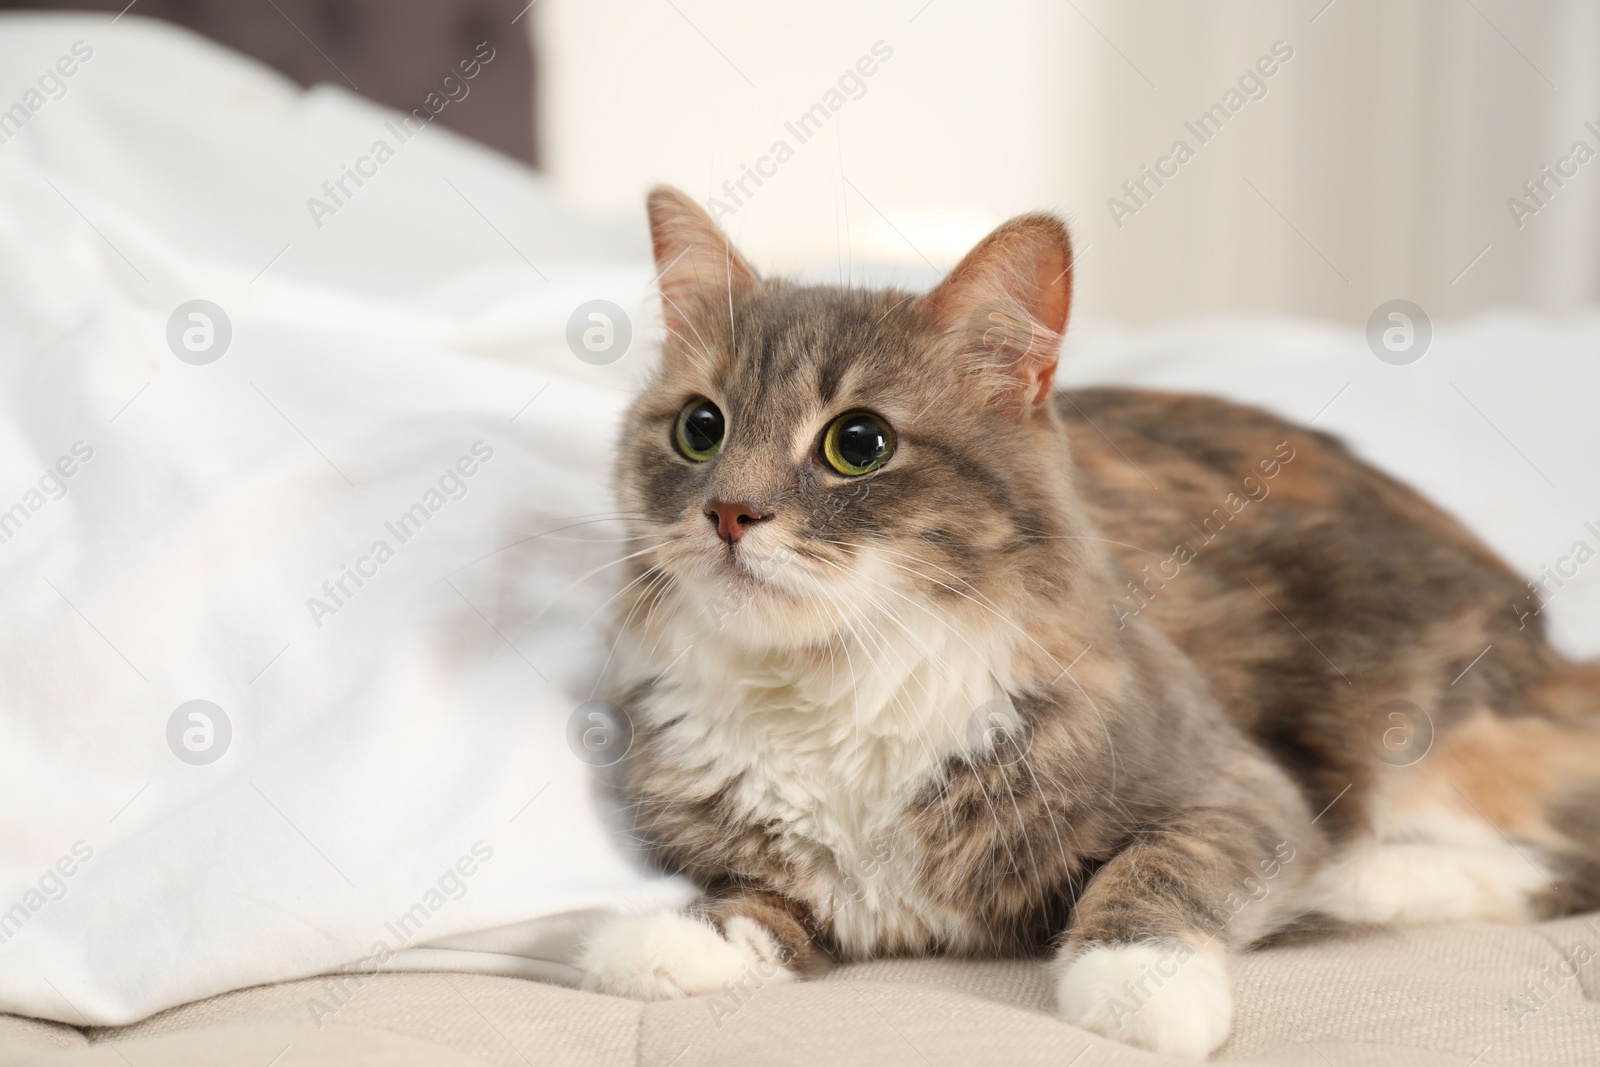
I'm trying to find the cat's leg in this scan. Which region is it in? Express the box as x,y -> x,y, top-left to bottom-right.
1053,808 -> 1309,1059
579,888 -> 826,1000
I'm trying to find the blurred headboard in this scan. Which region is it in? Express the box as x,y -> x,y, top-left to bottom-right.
0,0 -> 537,164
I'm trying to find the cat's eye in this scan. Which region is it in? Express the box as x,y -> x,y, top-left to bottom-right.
674,398 -> 725,461
822,412 -> 895,476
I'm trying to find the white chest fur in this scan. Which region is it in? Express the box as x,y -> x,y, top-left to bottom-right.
629,600 -> 1022,955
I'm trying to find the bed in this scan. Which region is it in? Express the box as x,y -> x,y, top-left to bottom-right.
0,12 -> 1597,1065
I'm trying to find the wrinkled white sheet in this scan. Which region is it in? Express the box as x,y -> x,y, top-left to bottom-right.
1,11 -> 1598,1028
0,13 -> 692,1027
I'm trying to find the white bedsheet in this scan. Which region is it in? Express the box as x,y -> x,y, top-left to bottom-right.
1,12 -> 1598,1027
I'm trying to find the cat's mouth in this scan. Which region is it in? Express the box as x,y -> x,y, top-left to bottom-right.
689,532 -> 813,603
660,528 -> 882,645
652,518 -> 852,621
717,541 -> 788,584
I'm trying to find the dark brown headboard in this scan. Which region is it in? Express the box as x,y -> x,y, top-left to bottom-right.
1,0 -> 537,164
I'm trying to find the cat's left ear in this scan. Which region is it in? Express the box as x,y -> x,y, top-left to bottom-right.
922,213 -> 1073,410
646,185 -> 760,341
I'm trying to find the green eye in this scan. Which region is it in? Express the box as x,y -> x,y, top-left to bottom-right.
674,398 -> 725,461
823,412 -> 895,476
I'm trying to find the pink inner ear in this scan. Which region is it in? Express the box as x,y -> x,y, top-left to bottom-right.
1024,238 -> 1071,405
1029,240 -> 1072,338
646,186 -> 759,332
927,213 -> 1074,409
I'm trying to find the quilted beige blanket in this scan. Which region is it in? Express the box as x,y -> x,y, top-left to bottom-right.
3,915 -> 1596,1065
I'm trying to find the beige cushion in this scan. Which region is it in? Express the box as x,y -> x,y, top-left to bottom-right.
0,1015 -> 84,1058
2,915 -> 1597,1065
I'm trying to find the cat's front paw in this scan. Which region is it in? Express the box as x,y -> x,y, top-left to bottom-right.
578,908 -> 795,1000
1053,941 -> 1232,1059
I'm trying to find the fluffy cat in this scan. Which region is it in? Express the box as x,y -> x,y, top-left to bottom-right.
577,186 -> 1600,1057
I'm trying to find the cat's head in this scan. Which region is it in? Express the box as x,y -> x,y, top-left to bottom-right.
614,186 -> 1083,649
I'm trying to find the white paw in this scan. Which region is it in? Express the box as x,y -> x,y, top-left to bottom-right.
578,908 -> 795,1001
1309,840 -> 1546,925
1054,941 -> 1232,1059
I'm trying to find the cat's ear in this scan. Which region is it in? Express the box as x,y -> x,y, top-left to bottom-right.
646,185 -> 759,340
922,213 -> 1073,410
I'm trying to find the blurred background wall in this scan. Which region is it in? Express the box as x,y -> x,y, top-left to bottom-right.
2,0 -> 538,163
536,0 -> 1600,327
5,0 -> 1597,327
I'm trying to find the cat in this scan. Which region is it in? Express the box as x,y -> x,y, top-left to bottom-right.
576,185 -> 1600,1057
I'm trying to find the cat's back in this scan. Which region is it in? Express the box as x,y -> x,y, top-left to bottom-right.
1056,387 -> 1549,833
1056,385 -> 1519,597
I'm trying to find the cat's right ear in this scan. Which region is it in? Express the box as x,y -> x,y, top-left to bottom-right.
646,186 -> 759,341
922,212 -> 1073,411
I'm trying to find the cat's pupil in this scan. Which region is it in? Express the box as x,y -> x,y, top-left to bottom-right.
682,402 -> 724,453
836,416 -> 888,468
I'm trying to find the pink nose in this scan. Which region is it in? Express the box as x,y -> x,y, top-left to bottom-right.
704,500 -> 770,544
